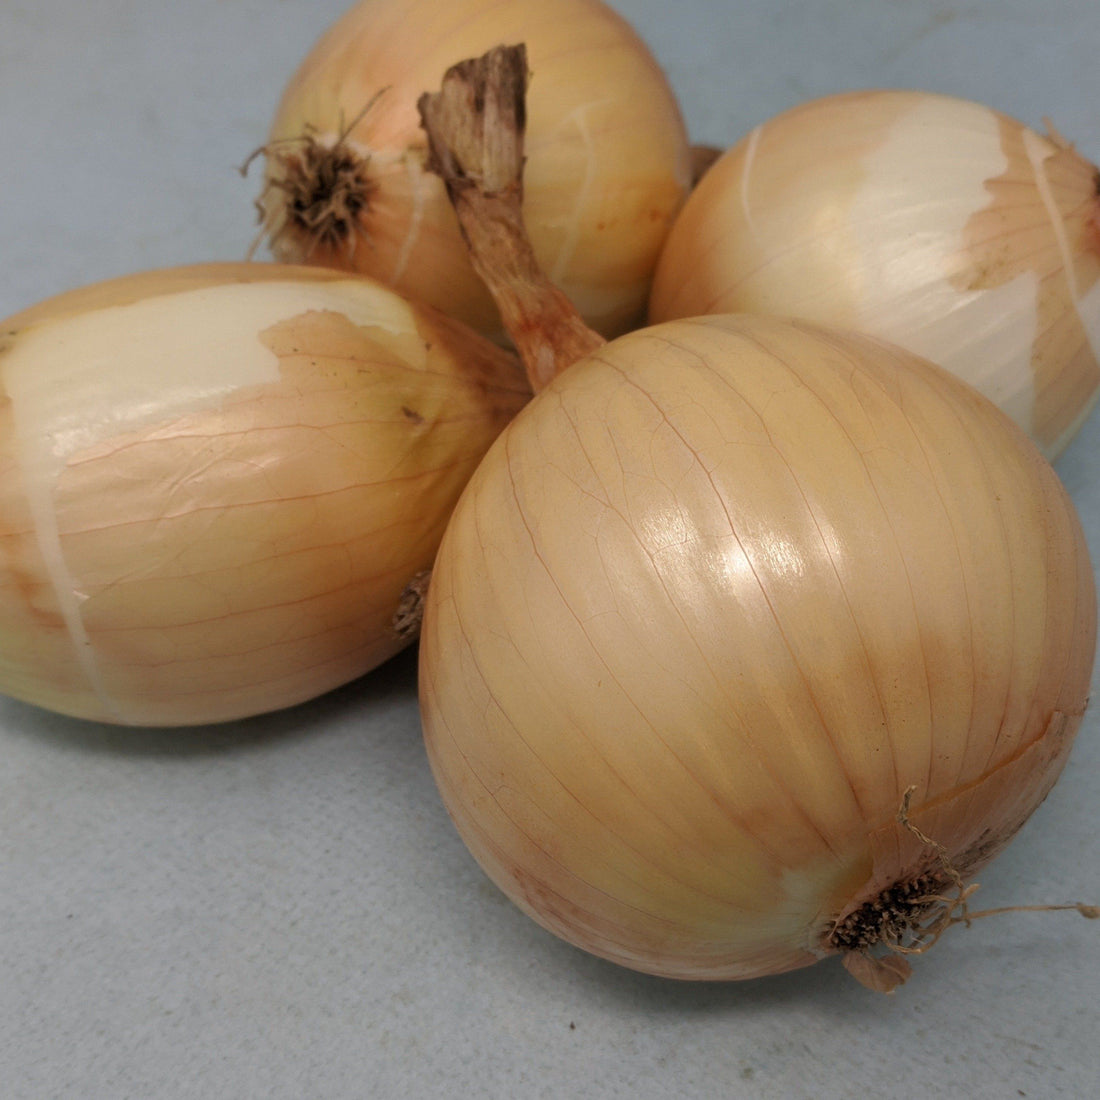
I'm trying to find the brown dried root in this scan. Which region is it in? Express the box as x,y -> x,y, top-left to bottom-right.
241,91 -> 389,262
392,570 -> 432,641
833,786 -> 1097,993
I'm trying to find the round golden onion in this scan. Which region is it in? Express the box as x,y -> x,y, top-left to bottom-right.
254,0 -> 692,340
0,263 -> 527,726
649,90 -> 1100,460
419,313 -> 1096,985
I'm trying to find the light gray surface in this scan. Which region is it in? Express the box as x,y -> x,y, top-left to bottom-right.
2,1 -> 1099,1097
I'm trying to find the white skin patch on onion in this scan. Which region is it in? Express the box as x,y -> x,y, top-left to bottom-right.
649,91 -> 1100,460
0,264 -> 528,726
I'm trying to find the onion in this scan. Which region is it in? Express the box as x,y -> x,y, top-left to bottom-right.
251,0 -> 691,341
0,263 -> 527,726
649,90 -> 1100,460
416,49 -> 1098,988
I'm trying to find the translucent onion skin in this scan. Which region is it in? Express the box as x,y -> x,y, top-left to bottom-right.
649,90 -> 1100,460
257,0 -> 692,340
419,314 -> 1096,981
0,264 -> 528,726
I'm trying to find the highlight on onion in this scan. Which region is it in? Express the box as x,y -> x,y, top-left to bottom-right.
415,47 -> 1098,990
249,0 -> 692,341
649,89 -> 1100,460
0,263 -> 528,726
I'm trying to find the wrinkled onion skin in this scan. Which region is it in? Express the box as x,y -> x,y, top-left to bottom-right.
419,314 -> 1096,980
263,0 -> 691,340
0,264 -> 528,726
649,90 -> 1100,460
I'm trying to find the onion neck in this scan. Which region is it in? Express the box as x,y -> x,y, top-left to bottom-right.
417,44 -> 605,393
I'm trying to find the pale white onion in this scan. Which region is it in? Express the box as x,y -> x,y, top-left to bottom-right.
0,263 -> 527,726
253,0 -> 691,340
649,90 -> 1100,459
419,313 -> 1096,984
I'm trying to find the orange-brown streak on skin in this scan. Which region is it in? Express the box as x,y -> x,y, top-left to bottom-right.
763,338 -> 931,799
81,551 -> 426,638
958,120 -> 1100,452
897,350 -> 1073,788
425,546 -> 741,921
429,642 -> 730,924
549,377 -> 836,871
0,388 -> 83,705
58,457 -> 491,537
979,439 -> 1042,780
423,617 -> 817,977
691,330 -> 914,803
593,350 -> 862,858
787,325 -> 983,802
872,342 -> 1023,791
1025,469 -> 1096,729
100,609 -> 395,669
960,380 -> 1090,778
499,365 -> 858,881
73,506 -> 451,595
488,429 -> 769,901
0,400 -> 56,624
438,761 -> 816,978
67,429 -> 504,484
104,632 -> 396,702
433,711 -> 823,978
618,331 -> 876,835
897,363 -> 1008,797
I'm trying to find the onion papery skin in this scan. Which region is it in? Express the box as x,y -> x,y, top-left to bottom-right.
0,263 -> 528,726
258,0 -> 691,341
649,90 -> 1100,460
419,314 -> 1096,981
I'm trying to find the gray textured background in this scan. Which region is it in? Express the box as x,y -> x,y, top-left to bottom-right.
2,2 -> 1098,1097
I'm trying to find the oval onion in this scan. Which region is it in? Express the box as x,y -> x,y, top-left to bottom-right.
253,0 -> 691,340
0,263 -> 527,726
649,90 -> 1100,460
419,313 -> 1096,984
